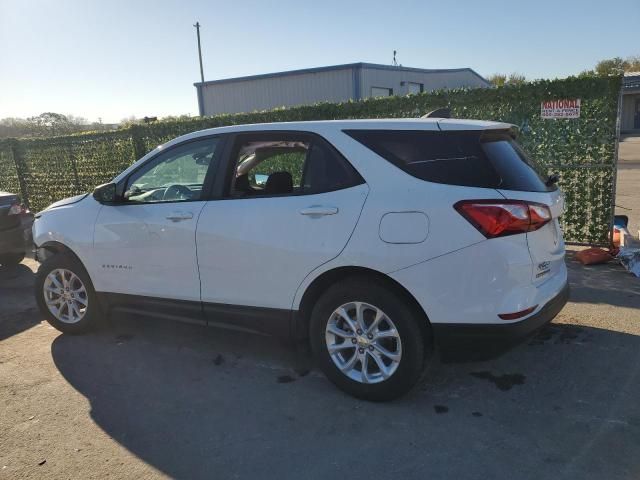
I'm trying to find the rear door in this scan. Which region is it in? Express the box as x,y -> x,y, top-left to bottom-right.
196,131 -> 368,331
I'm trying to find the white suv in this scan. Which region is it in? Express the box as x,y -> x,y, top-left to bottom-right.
33,119 -> 568,401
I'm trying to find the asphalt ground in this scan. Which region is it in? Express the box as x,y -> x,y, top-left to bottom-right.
1,250 -> 639,480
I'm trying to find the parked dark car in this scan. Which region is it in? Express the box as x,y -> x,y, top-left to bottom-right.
0,192 -> 33,266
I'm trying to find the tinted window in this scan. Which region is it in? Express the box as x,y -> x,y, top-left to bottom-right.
480,135 -> 551,192
345,129 -> 552,192
303,143 -> 360,194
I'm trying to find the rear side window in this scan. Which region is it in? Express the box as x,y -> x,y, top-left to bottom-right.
228,133 -> 364,198
344,129 -> 552,192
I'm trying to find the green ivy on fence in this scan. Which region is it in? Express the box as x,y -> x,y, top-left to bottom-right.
0,75 -> 621,244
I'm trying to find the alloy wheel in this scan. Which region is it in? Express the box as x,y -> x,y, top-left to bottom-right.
325,301 -> 402,384
43,268 -> 88,324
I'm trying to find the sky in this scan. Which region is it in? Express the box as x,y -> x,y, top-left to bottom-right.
1,0 -> 638,123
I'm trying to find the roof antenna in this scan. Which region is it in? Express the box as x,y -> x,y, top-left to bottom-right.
392,50 -> 398,66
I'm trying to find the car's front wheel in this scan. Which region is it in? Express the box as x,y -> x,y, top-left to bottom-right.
310,277 -> 428,401
35,253 -> 101,334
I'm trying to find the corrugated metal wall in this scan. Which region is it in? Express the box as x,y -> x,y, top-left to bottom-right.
360,68 -> 488,97
200,68 -> 355,116
198,65 -> 489,116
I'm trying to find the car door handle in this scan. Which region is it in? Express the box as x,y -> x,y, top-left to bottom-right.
299,206 -> 338,217
165,211 -> 194,222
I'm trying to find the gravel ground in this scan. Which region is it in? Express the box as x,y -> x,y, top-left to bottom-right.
1,251 -> 639,480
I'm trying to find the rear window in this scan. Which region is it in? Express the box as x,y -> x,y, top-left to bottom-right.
344,129 -> 553,192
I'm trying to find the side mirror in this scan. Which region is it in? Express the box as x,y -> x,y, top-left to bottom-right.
93,183 -> 117,204
545,173 -> 559,187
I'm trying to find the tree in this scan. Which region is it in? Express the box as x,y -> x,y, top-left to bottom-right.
487,72 -> 527,87
487,73 -> 507,86
26,112 -> 90,136
581,55 -> 640,77
0,113 -> 106,138
595,57 -> 627,76
0,117 -> 34,138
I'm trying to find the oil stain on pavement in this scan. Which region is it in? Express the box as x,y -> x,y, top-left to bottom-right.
470,371 -> 526,391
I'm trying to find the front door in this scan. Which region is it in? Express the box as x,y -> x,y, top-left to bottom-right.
635,99 -> 640,130
91,137 -> 223,319
196,131 -> 368,333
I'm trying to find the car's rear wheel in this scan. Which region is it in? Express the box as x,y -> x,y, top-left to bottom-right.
35,254 -> 100,334
0,252 -> 25,266
310,276 -> 427,401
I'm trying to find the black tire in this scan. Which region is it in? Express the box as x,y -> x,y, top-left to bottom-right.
310,276 -> 429,401
0,252 -> 25,266
35,253 -> 101,334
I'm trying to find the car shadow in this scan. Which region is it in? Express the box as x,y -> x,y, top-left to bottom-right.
0,263 -> 39,340
50,314 -> 640,480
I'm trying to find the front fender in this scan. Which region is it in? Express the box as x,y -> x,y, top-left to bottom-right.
33,196 -> 102,267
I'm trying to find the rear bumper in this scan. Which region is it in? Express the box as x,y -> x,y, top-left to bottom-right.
433,281 -> 570,362
0,216 -> 33,255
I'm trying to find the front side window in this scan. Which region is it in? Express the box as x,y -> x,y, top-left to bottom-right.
124,138 -> 220,203
229,134 -> 362,198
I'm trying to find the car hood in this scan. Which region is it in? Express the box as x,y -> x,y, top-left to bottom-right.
42,193 -> 89,212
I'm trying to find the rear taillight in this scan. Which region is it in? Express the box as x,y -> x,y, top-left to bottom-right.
454,200 -> 551,239
8,203 -> 28,215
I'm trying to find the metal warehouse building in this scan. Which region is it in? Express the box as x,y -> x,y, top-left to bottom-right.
194,62 -> 490,116
622,72 -> 640,133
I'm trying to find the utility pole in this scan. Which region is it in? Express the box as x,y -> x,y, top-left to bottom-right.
193,21 -> 205,83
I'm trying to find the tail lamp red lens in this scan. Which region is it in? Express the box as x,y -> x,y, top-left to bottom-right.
8,203 -> 28,215
454,200 -> 552,238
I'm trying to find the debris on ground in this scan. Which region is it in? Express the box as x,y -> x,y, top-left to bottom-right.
618,247 -> 640,277
575,247 -> 615,265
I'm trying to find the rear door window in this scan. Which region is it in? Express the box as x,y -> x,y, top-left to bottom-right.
344,129 -> 552,192
228,133 -> 364,198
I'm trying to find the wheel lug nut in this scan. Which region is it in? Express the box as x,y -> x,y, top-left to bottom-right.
357,329 -> 363,335
358,348 -> 364,354
367,333 -> 373,339
351,338 -> 357,344
368,345 -> 374,351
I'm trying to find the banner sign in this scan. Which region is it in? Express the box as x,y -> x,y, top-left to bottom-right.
540,98 -> 580,118
541,99 -> 581,119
